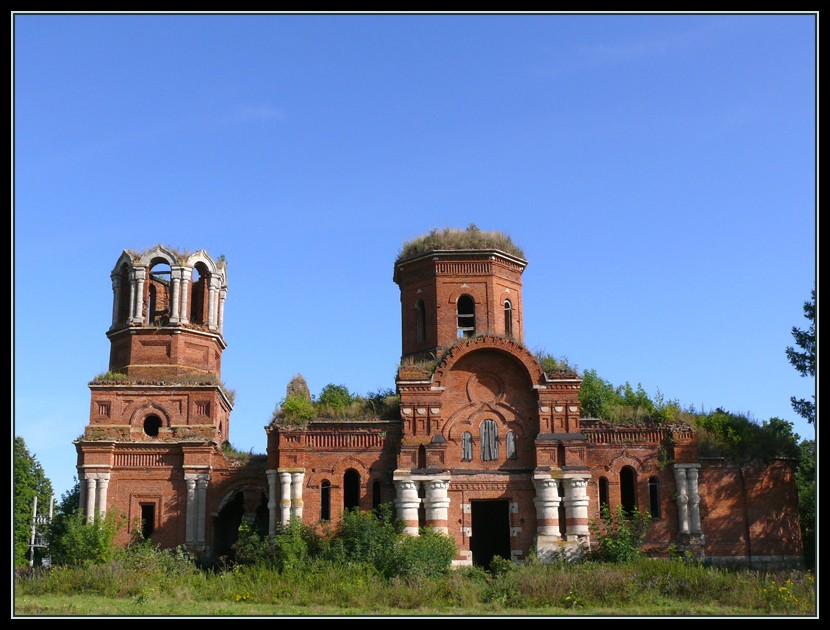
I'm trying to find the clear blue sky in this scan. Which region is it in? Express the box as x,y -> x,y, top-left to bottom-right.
13,13 -> 817,500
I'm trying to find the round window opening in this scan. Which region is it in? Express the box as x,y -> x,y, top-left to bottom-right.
143,414 -> 163,437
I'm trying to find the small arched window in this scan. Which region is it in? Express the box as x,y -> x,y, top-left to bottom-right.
143,414 -> 162,437
480,419 -> 499,461
415,299 -> 426,343
461,432 -> 473,462
648,476 -> 661,519
321,480 -> 331,521
506,431 -> 517,460
457,295 -> 476,337
504,299 -> 513,337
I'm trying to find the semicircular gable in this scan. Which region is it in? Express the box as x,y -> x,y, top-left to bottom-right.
111,250 -> 138,275
433,336 -> 545,388
185,250 -> 219,276
138,244 -> 178,268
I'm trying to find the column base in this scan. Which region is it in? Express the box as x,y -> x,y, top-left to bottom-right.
534,536 -> 587,563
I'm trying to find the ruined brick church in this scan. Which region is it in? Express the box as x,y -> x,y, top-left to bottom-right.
76,232 -> 803,567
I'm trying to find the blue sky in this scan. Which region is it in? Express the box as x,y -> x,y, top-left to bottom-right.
13,13 -> 817,500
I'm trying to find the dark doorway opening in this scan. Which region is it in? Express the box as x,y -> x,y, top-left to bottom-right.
212,492 -> 244,560
470,499 -> 511,568
140,503 -> 155,539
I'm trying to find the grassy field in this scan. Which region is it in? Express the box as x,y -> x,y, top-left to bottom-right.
13,554 -> 816,618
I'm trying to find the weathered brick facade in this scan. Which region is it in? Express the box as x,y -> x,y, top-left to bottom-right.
75,241 -> 804,568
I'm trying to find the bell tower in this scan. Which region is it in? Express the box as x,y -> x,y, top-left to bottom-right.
75,245 -> 232,551
393,229 -> 528,362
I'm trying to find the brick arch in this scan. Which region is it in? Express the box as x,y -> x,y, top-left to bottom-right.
605,450 -> 649,474
129,402 -> 171,429
446,288 -> 481,305
214,482 -> 267,514
432,336 -> 545,388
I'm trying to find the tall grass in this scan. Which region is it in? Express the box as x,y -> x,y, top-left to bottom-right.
15,546 -> 815,616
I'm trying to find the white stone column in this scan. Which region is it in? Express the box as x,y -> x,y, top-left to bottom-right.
266,470 -> 278,536
110,274 -> 121,328
196,474 -> 209,544
180,271 -> 191,324
218,289 -> 227,335
279,471 -> 292,525
128,273 -> 137,325
393,476 -> 421,536
95,473 -> 110,518
680,464 -> 703,534
207,277 -> 220,330
423,477 -> 451,534
533,476 -> 561,539
169,267 -> 183,323
184,474 -> 197,544
674,465 -> 690,535
290,471 -> 305,520
132,268 -> 146,324
84,476 -> 97,524
562,476 -> 590,540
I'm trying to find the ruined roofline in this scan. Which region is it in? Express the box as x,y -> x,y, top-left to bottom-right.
395,226 -> 526,264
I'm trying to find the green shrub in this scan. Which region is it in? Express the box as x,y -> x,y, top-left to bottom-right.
317,384 -> 354,410
48,509 -> 123,568
233,519 -> 321,571
395,528 -> 457,580
589,504 -> 653,563
276,393 -> 316,426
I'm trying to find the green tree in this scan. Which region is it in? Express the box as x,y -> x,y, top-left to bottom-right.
318,383 -> 354,410
13,437 -> 54,568
786,289 -> 816,427
795,439 -> 816,569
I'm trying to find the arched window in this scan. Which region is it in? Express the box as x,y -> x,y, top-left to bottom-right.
415,299 -> 426,343
320,480 -> 331,521
417,445 -> 427,469
147,261 -> 171,325
143,414 -> 162,437
461,432 -> 473,462
372,480 -> 382,509
504,299 -> 513,337
480,419 -> 499,461
344,469 -> 360,511
599,477 -> 610,511
457,295 -> 476,337
620,466 -> 637,516
648,476 -> 661,519
506,431 -> 517,460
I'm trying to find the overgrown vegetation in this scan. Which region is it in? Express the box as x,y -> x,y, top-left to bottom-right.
15,546 -> 815,616
272,379 -> 400,426
233,504 -> 456,581
90,371 -> 236,406
589,505 -> 653,564
396,224 -> 526,262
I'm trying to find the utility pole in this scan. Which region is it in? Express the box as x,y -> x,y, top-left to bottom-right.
28,495 -> 53,568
